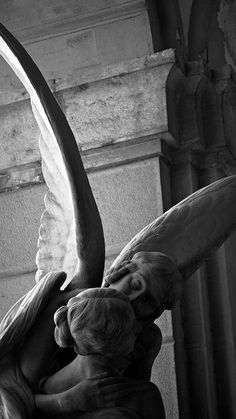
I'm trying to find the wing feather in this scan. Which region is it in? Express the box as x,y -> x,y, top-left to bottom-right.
0,23 -> 105,288
110,176 -> 236,280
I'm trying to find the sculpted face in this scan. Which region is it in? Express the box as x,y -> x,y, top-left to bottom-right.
108,258 -> 164,319
108,265 -> 147,301
107,252 -> 182,320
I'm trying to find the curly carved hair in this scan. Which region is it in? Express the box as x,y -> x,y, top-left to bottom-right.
132,251 -> 183,310
54,288 -> 137,357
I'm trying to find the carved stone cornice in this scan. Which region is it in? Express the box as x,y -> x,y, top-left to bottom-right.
0,135 -> 163,194
170,143 -> 236,177
0,50 -> 174,193
2,1 -> 146,44
167,60 -> 236,177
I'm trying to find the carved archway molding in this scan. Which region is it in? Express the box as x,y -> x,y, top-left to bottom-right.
165,58 -> 236,418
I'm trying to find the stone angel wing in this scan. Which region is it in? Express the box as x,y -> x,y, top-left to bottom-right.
0,23 -> 105,288
109,175 -> 236,281
1,23 -> 236,291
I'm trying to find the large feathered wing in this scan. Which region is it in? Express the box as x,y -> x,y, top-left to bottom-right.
110,176 -> 236,280
0,23 -> 105,288
2,24 -> 236,291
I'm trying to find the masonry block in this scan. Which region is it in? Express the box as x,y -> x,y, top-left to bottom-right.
89,158 -> 163,253
0,50 -> 174,169
95,13 -> 152,64
62,58 -> 171,149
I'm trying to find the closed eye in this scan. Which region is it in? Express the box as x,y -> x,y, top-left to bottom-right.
131,278 -> 143,290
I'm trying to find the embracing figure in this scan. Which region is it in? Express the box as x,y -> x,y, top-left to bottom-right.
0,252 -> 180,418
1,22 -> 236,419
36,286 -> 164,418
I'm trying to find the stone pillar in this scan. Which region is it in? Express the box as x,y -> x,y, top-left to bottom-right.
168,57 -> 236,417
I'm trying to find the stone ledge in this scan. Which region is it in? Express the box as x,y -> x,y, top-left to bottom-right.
0,136 -> 163,194
0,265 -> 37,281
171,143 -> 236,176
0,11 -> 155,107
0,49 -> 174,106
0,161 -> 44,194
0,51 -> 174,170
51,49 -> 174,98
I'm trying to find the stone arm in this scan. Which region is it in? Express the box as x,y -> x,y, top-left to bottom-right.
35,376 -> 146,414
35,379 -> 106,415
19,286 -> 79,390
35,377 -> 165,419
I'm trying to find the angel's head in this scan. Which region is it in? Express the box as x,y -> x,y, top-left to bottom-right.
104,251 -> 183,320
54,288 -> 137,358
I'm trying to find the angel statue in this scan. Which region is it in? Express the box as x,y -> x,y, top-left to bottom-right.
1,22 -> 236,419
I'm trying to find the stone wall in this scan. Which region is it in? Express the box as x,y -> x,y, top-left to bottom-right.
0,1 -> 178,417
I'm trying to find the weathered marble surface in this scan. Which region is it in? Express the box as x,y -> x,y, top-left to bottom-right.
0,50 -> 174,172
0,0 -> 151,106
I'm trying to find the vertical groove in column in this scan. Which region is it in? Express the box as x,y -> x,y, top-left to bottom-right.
201,168 -> 236,417
171,161 -> 218,418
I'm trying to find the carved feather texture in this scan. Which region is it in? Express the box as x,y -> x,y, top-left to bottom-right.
33,102 -> 78,282
110,176 -> 236,280
0,23 -> 105,288
2,23 -> 236,292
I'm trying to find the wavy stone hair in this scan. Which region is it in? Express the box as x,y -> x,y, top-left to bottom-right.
132,251 -> 183,310
54,288 -> 137,357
